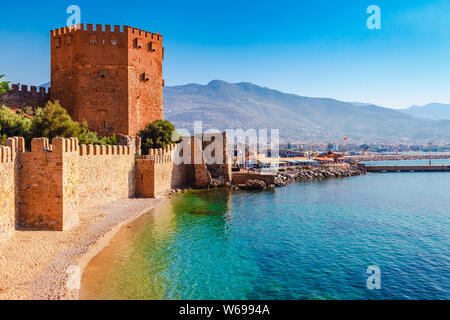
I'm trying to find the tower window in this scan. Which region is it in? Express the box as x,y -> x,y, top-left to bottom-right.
148,42 -> 156,52
90,34 -> 97,45
66,35 -> 73,46
135,38 -> 143,49
142,73 -> 150,82
110,36 -> 118,45
55,38 -> 61,48
99,70 -> 107,78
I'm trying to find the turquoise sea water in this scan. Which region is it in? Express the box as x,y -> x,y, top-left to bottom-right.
82,170 -> 450,300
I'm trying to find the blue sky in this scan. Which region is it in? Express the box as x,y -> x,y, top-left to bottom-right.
0,0 -> 449,109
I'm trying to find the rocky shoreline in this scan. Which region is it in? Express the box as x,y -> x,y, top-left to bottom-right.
231,165 -> 367,190
275,165 -> 367,187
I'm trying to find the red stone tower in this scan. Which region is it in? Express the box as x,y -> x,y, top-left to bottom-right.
50,24 -> 164,136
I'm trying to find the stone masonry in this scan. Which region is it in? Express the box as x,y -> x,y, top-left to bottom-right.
0,85 -> 50,110
0,133 -> 232,239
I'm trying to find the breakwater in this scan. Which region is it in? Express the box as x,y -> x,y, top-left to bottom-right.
346,154 -> 450,163
274,165 -> 366,187
232,166 -> 366,190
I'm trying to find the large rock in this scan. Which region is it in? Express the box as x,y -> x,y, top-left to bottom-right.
240,179 -> 267,190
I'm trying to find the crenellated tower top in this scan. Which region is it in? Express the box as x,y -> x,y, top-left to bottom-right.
50,24 -> 165,137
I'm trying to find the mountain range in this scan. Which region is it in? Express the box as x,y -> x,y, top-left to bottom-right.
164,80 -> 450,143
399,103 -> 450,121
38,80 -> 449,143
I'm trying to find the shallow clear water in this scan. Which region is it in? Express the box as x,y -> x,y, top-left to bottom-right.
81,171 -> 450,300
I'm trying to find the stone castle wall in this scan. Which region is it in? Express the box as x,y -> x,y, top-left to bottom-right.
136,155 -> 173,198
0,139 -> 18,241
190,133 -> 232,188
61,139 -> 136,229
135,143 -> 189,198
18,138 -> 65,230
0,85 -> 50,109
0,133 -> 232,239
16,137 -> 137,231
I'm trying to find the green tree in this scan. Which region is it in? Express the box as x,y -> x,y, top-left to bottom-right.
138,120 -> 176,154
1,101 -> 116,146
31,101 -> 83,141
0,105 -> 32,145
30,101 -> 115,145
0,75 -> 9,95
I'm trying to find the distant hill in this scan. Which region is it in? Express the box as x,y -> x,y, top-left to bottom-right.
400,103 -> 450,120
164,80 -> 450,143
39,82 -> 51,89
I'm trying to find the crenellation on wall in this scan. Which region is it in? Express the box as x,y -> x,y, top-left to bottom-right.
51,24 -> 163,39
0,84 -> 50,109
0,134 -> 231,238
0,146 -> 12,163
11,137 -> 137,231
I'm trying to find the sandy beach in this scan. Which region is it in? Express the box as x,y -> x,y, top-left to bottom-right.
0,197 -> 165,300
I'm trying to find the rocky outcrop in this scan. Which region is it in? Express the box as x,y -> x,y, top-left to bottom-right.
274,165 -> 366,187
234,179 -> 275,191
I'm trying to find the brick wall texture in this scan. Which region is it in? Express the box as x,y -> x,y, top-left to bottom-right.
0,85 -> 50,110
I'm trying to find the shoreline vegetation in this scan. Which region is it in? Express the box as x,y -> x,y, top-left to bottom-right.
0,155 -> 448,300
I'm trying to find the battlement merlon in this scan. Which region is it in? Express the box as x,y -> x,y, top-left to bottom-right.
6,137 -> 25,155
10,84 -> 50,95
50,24 -> 163,42
0,146 -> 12,163
79,144 -> 132,156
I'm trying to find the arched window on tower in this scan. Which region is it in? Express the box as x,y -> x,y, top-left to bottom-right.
90,34 -> 97,45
